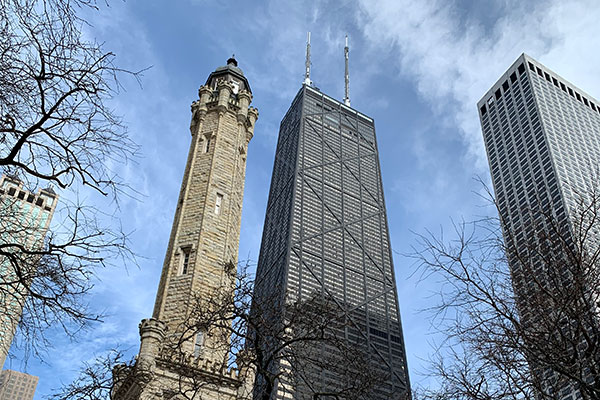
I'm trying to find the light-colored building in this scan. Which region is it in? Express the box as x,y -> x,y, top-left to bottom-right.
478,54 -> 600,400
113,57 -> 257,400
0,369 -> 39,400
0,175 -> 58,369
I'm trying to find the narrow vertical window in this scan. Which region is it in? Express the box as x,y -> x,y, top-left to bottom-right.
215,193 -> 223,214
180,247 -> 190,275
193,331 -> 204,358
204,137 -> 211,153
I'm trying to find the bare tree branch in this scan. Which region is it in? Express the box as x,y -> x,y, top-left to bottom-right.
412,185 -> 600,400
0,0 -> 141,364
54,264 -> 383,400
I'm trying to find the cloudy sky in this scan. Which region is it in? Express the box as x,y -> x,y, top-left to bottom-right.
7,0 -> 600,397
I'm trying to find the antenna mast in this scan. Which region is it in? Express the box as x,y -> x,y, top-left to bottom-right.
344,35 -> 350,106
304,32 -> 312,86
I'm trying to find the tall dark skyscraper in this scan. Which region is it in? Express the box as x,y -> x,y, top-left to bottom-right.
253,39 -> 410,399
478,54 -> 600,399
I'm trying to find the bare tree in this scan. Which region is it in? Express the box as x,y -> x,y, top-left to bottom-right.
51,265 -> 384,400
0,0 -> 140,363
48,350 -> 132,400
242,277 -> 383,400
143,264 -> 383,399
412,188 -> 600,400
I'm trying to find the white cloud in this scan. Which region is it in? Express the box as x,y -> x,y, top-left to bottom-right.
356,0 -> 600,171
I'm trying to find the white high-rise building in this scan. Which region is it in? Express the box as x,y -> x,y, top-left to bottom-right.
0,175 -> 57,369
478,54 -> 600,399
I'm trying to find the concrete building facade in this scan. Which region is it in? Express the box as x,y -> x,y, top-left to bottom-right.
0,369 -> 38,400
0,175 -> 57,369
113,58 -> 257,400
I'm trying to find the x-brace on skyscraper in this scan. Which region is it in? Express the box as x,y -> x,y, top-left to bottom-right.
253,36 -> 411,399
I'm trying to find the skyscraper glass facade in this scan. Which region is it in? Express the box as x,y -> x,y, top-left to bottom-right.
254,85 -> 410,399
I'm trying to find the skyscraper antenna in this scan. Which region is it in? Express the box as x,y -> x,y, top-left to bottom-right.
304,32 -> 312,86
344,35 -> 350,106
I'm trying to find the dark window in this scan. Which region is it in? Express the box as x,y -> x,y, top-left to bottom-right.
502,81 -> 509,92
8,187 -> 16,196
480,105 -> 487,115
576,92 -> 581,101
568,87 -> 574,96
552,77 -> 559,87
583,97 -> 589,106
544,72 -> 551,82
510,72 -> 518,83
26,194 -> 34,203
391,335 -> 402,344
36,198 -> 43,206
591,102 -> 597,111
370,327 -> 389,339
528,62 -> 535,71
17,191 -> 25,200
560,82 -> 567,92
536,67 -> 543,77
518,63 -> 525,74
495,89 -> 502,100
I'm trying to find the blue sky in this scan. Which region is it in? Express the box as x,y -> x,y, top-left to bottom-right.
6,0 -> 600,397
